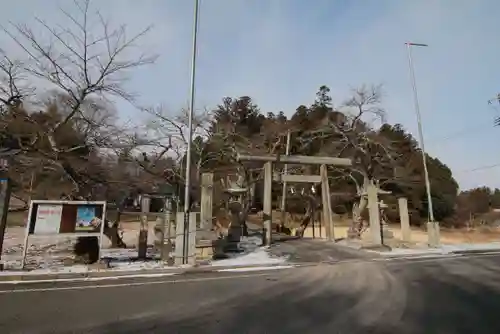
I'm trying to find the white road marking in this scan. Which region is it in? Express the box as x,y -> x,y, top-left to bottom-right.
0,273 -> 273,294
0,272 -> 179,285
374,254 -> 463,262
2,251 -> 499,288
217,265 -> 295,272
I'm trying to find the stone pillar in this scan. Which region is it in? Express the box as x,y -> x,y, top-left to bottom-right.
320,164 -> 334,241
138,195 -> 150,259
153,215 -> 164,254
379,200 -> 393,241
200,173 -> 213,230
263,162 -> 273,246
154,198 -> 174,263
174,212 -> 197,265
427,221 -> 441,248
398,197 -> 411,242
367,182 -> 382,245
249,182 -> 256,207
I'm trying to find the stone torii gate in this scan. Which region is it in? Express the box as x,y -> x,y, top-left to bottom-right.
237,154 -> 352,245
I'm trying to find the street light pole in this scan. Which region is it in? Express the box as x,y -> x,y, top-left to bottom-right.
279,130 -> 291,231
182,0 -> 200,264
0,153 -> 13,271
405,42 -> 439,246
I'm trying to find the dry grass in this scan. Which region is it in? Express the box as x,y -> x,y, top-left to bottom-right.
398,226 -> 500,244
6,211 -> 27,227
7,208 -> 500,245
247,212 -> 500,245
301,225 -> 500,244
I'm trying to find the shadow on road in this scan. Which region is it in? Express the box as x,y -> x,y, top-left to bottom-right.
268,237 -> 377,263
88,258 -> 500,334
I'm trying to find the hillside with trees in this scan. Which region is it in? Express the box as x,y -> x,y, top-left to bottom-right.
0,0 -> 496,231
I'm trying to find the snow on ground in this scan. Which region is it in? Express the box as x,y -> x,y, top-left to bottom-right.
373,242 -> 500,257
237,235 -> 263,253
373,248 -> 446,257
6,218 -> 500,274
0,263 -> 185,276
0,265 -> 89,276
441,242 -> 500,253
1,225 -> 162,271
2,227 -> 77,270
210,248 -> 288,267
209,235 -> 289,267
1,224 -> 288,273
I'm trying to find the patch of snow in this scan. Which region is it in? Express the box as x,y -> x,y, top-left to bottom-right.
100,248 -> 158,260
1,225 -> 169,271
1,226 -> 85,270
0,224 -> 287,274
208,233 -> 289,267
211,248 -> 288,267
0,260 -> 190,277
0,264 -> 93,276
238,235 -> 263,252
374,248 -> 446,257
109,261 -> 186,271
372,242 -> 500,257
441,242 -> 500,253
1,272 -> 178,284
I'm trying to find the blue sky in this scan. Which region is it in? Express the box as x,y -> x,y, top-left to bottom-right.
2,0 -> 500,190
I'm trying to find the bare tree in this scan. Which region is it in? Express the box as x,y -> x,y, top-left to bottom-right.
315,85 -> 398,238
141,106 -> 220,180
0,51 -> 29,110
1,0 -> 157,195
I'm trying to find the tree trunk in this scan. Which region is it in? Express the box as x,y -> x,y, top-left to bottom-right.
297,195 -> 317,237
103,220 -> 127,248
349,178 -> 370,239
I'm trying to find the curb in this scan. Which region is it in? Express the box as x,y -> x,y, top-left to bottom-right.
448,249 -> 500,255
0,262 -> 299,283
377,251 -> 445,258
375,248 -> 500,259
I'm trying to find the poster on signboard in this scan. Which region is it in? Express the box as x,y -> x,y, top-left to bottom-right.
34,204 -> 63,235
75,205 -> 100,232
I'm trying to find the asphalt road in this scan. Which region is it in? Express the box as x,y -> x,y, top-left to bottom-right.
2,252 -> 500,334
269,237 -> 379,263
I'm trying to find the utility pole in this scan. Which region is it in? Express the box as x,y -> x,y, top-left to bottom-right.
279,130 -> 291,231
0,154 -> 12,270
182,0 -> 200,264
405,42 -> 439,247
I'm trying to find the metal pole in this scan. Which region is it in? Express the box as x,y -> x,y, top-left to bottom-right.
0,158 -> 11,270
182,0 -> 199,264
28,170 -> 34,203
405,42 -> 435,223
279,131 -> 291,230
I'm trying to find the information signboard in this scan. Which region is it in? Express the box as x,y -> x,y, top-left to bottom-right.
21,200 -> 107,268
33,204 -> 63,235
75,205 -> 102,232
